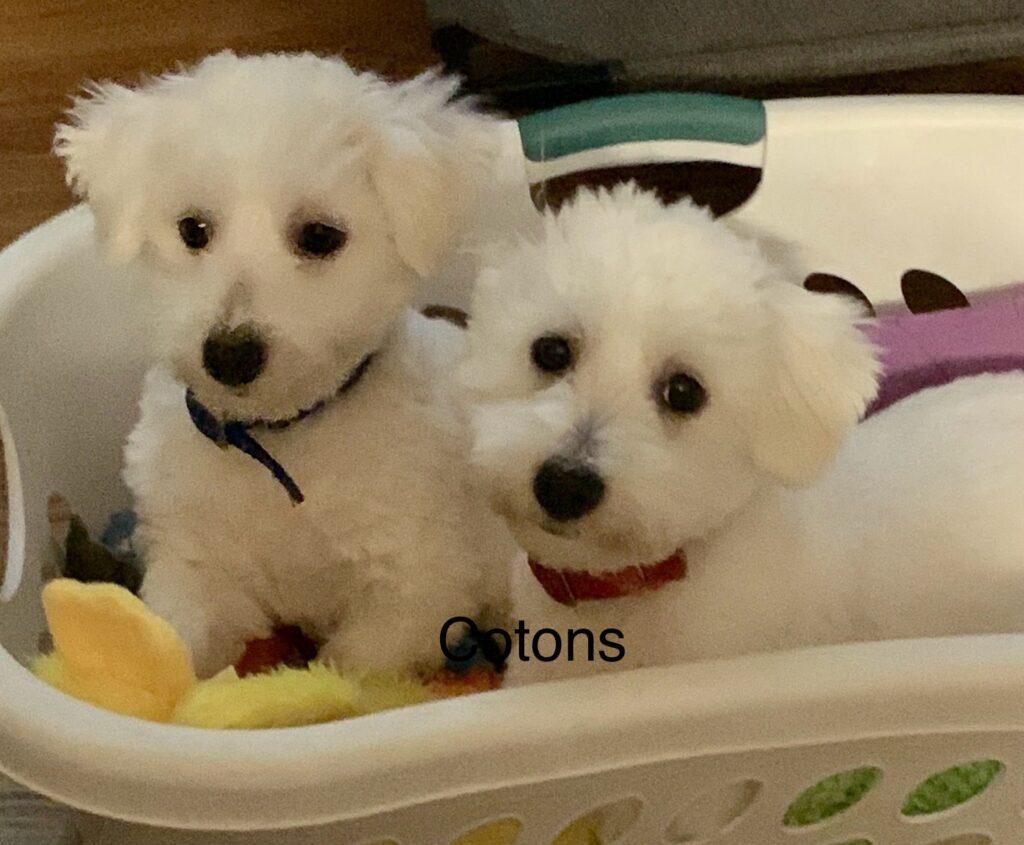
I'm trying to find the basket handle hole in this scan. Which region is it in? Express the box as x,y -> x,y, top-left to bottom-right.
553,796 -> 643,844
665,779 -> 761,843
784,766 -> 882,828
902,760 -> 1003,819
450,817 -> 522,845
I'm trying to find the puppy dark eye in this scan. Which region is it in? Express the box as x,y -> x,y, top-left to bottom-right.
178,215 -> 212,251
659,372 -> 707,414
531,334 -> 574,374
295,221 -> 346,258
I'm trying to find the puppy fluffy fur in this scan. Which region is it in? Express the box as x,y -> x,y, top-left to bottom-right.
462,184 -> 1024,684
56,52 -> 516,677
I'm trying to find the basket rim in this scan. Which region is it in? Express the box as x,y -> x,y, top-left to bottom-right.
3,634 -> 1024,830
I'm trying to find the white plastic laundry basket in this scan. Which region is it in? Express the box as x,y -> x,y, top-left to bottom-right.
3,95 -> 1024,845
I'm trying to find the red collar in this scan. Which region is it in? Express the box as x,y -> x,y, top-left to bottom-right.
527,552 -> 686,606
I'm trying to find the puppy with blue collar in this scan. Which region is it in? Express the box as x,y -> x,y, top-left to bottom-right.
56,52 -> 519,678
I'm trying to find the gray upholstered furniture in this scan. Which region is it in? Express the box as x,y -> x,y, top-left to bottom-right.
428,1 -> 1024,105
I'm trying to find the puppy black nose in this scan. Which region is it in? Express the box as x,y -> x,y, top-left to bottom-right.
202,324 -> 267,387
533,459 -> 605,522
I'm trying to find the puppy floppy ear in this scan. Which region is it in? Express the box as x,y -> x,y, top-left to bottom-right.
368,73 -> 498,278
369,126 -> 455,277
751,283 -> 880,486
54,82 -> 147,262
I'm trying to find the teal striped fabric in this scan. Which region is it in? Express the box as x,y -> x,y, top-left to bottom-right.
518,93 -> 765,162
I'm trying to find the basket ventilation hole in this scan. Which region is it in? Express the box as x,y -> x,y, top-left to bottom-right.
901,760 -> 1003,817
922,836 -> 992,845
783,766 -> 882,827
450,817 -> 522,845
664,779 -> 762,843
552,797 -> 643,844
804,273 -> 875,317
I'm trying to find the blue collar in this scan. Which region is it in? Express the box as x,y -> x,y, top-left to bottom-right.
185,354 -> 374,505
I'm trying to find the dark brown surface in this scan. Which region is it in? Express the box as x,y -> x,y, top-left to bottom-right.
421,304 -> 469,328
0,0 -> 439,248
530,162 -> 762,217
901,269 -> 972,313
439,24 -> 1024,111
726,58 -> 1024,99
804,273 -> 877,317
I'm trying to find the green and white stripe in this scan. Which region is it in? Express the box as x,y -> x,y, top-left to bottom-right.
518,92 -> 766,182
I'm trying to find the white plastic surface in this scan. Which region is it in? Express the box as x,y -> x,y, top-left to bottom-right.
0,207 -> 153,664
1,97 -> 1024,844
0,400 -> 25,602
734,96 -> 1024,302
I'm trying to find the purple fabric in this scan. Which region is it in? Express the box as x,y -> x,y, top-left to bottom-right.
863,284 -> 1024,418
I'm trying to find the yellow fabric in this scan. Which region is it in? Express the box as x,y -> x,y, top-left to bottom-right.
32,579 -> 432,729
450,818 -> 523,845
551,820 -> 602,845
353,669 -> 432,714
34,579 -> 195,721
34,581 -> 605,841
174,663 -> 362,728
448,817 -> 600,845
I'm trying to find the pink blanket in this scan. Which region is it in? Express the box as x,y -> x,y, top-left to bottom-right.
863,284 -> 1024,418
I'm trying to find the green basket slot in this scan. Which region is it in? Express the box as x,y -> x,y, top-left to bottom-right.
518,93 -> 766,163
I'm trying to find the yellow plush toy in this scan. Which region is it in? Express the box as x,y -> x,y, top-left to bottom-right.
33,580 -> 602,843
33,579 -> 430,728
450,818 -> 599,845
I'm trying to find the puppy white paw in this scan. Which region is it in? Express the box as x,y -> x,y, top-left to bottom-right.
140,555 -> 270,678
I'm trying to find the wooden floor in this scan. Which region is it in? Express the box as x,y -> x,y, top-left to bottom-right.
4,5 -> 1024,248
0,1 -> 438,248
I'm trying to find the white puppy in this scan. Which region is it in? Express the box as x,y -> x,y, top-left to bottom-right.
461,184 -> 1024,684
56,52 -> 516,677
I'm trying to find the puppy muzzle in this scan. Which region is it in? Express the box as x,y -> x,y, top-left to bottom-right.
533,458 -> 605,522
202,323 -> 267,387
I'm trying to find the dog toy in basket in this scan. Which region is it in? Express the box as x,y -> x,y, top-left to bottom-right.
32,579 -> 499,728
47,493 -> 142,593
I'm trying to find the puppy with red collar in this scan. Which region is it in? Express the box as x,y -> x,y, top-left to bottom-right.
461,184 -> 1024,684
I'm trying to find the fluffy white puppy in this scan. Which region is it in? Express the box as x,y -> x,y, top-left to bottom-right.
461,184 -> 1024,684
56,51 -> 517,677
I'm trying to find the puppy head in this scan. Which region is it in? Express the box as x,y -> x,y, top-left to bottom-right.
56,51 -> 498,420
461,185 -> 879,570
